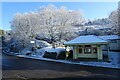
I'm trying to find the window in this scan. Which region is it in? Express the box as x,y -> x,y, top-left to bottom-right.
84,48 -> 91,54
93,47 -> 97,53
91,45 -> 97,47
84,45 -> 92,54
79,45 -> 82,47
85,45 -> 91,47
79,48 -> 82,53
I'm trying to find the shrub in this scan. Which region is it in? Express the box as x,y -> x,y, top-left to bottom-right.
57,51 -> 66,59
43,51 -> 57,59
26,51 -> 32,55
67,50 -> 73,59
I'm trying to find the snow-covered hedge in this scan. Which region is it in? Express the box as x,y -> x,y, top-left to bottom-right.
41,47 -> 66,59
43,51 -> 57,59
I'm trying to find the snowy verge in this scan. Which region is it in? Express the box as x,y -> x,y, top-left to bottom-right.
17,55 -> 120,69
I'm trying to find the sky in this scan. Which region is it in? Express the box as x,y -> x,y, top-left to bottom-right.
1,2 -> 118,30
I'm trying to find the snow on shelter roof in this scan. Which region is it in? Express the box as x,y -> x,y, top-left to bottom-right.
98,35 -> 120,40
64,35 -> 108,45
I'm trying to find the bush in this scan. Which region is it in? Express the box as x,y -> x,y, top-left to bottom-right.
2,47 -> 10,53
25,51 -> 32,55
31,47 -> 37,51
57,51 -> 66,59
9,44 -> 20,52
43,51 -> 57,59
8,42 -> 26,53
67,50 -> 73,59
26,52 -> 32,55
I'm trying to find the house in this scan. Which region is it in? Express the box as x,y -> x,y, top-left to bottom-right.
98,35 -> 120,65
64,35 -> 108,60
99,35 -> 120,51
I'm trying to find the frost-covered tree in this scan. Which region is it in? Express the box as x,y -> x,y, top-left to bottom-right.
10,4 -> 84,48
109,10 -> 119,34
10,12 -> 41,49
38,5 -> 84,47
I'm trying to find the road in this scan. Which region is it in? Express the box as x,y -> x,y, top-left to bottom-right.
2,53 -> 120,80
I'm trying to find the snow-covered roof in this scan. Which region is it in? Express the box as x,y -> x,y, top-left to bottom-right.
99,35 -> 120,40
64,35 -> 108,45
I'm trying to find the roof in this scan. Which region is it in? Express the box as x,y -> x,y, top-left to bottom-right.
99,35 -> 120,40
64,35 -> 108,45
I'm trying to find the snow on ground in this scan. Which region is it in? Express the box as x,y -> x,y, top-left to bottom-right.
41,47 -> 65,53
4,45 -> 120,69
17,47 -> 66,60
17,54 -> 120,69
15,47 -> 120,69
34,47 -> 65,56
35,40 -> 52,48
